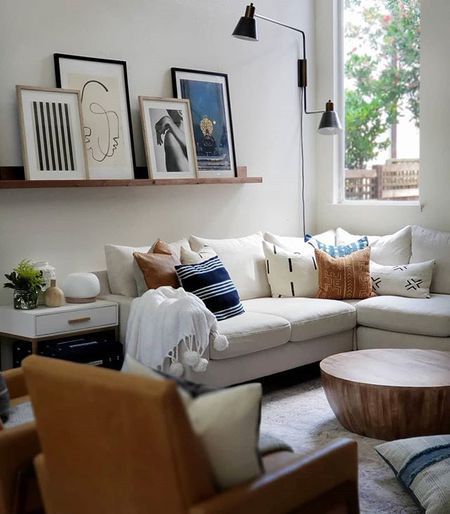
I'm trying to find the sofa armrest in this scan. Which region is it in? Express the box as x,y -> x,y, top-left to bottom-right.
3,368 -> 27,399
189,438 -> 359,514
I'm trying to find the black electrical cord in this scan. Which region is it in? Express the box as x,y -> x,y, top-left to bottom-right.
299,87 -> 306,238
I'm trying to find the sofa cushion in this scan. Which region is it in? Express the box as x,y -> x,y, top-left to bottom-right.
243,298 -> 356,342
356,294 -> 450,337
336,227 -> 380,246
262,241 -> 318,298
263,229 -> 335,252
105,239 -> 190,297
190,233 -> 271,300
212,312 -> 291,360
336,226 -> 411,265
370,226 -> 411,265
410,225 -> 450,294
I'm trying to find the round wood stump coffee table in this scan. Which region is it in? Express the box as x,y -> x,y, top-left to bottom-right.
320,349 -> 450,440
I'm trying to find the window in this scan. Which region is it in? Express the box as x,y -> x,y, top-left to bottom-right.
343,0 -> 420,201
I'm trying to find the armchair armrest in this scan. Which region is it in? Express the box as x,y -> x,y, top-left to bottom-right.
190,438 -> 359,514
0,422 -> 42,514
3,368 -> 27,400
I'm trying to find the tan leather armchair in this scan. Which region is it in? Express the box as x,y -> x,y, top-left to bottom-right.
23,355 -> 359,514
0,368 -> 43,514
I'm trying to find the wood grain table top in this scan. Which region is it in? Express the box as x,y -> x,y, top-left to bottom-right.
320,349 -> 450,388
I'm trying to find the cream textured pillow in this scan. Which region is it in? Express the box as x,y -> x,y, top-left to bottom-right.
105,239 -> 189,297
369,226 -> 412,265
189,233 -> 270,300
410,225 -> 450,294
122,354 -> 262,490
186,384 -> 262,489
263,232 -> 310,253
262,241 -> 318,297
105,244 -> 151,297
335,227 -> 380,246
336,226 -> 411,265
180,245 -> 217,265
370,260 -> 435,298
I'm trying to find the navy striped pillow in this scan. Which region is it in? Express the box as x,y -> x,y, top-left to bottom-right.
175,256 -> 244,321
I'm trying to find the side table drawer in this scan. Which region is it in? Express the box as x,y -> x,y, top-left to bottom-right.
35,305 -> 117,336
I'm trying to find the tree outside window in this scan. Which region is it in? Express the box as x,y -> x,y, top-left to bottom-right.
344,0 -> 420,201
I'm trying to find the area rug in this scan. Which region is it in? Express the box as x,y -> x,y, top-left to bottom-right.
261,378 -> 419,514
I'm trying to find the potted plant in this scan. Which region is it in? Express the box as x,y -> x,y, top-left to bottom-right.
4,260 -> 46,310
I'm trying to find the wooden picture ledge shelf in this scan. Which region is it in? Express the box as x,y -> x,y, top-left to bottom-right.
0,166 -> 262,188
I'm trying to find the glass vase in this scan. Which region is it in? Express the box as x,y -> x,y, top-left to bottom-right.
13,289 -> 39,310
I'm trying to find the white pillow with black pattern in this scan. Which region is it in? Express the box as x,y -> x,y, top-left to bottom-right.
262,240 -> 318,298
370,260 -> 435,298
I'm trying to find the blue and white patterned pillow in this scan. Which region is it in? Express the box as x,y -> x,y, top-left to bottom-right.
175,256 -> 244,321
305,234 -> 369,258
376,435 -> 450,514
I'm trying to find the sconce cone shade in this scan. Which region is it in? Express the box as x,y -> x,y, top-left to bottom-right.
232,3 -> 258,40
318,100 -> 342,135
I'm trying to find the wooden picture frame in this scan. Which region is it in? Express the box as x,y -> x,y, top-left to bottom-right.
16,85 -> 88,180
54,53 -> 136,179
171,68 -> 237,178
139,96 -> 198,180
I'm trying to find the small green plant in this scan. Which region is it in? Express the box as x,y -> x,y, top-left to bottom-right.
4,260 -> 45,293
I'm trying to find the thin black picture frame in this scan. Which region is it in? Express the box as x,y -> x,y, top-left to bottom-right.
171,67 -> 237,177
54,53 -> 136,177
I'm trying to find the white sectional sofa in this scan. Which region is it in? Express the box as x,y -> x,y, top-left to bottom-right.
97,224 -> 450,387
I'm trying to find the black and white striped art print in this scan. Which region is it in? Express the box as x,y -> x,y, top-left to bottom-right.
17,86 -> 87,180
32,101 -> 75,171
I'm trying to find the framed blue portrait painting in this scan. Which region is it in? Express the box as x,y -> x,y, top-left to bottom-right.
172,68 -> 237,178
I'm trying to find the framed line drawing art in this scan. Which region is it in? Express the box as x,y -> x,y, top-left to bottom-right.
139,97 -> 197,180
16,85 -> 88,180
54,53 -> 136,179
171,68 -> 237,178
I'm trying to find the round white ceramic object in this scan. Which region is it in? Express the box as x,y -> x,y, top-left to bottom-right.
61,273 -> 100,303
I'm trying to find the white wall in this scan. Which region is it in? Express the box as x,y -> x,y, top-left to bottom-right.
315,0 -> 450,236
0,0 -> 316,304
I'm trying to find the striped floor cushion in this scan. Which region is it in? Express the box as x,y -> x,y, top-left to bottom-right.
376,435 -> 450,514
175,256 -> 244,321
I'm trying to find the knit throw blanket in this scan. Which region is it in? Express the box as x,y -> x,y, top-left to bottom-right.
126,287 -> 229,376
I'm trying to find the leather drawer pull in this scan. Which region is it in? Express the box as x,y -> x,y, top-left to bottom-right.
68,317 -> 91,324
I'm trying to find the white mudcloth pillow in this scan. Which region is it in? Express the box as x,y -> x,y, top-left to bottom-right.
189,233 -> 270,300
122,354 -> 262,490
262,241 -> 318,298
105,239 -> 190,297
410,225 -> 450,294
370,260 -> 435,298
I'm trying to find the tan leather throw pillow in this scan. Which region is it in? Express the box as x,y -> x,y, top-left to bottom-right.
133,241 -> 181,290
315,247 -> 373,300
149,239 -> 171,255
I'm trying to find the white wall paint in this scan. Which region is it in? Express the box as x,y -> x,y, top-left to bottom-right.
0,0 -> 316,305
315,0 -> 450,235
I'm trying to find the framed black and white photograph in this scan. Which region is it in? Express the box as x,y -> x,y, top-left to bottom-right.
54,53 -> 136,179
171,68 -> 237,178
139,97 -> 198,180
17,85 -> 88,180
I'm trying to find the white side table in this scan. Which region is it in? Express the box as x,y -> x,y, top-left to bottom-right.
0,300 -> 118,366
